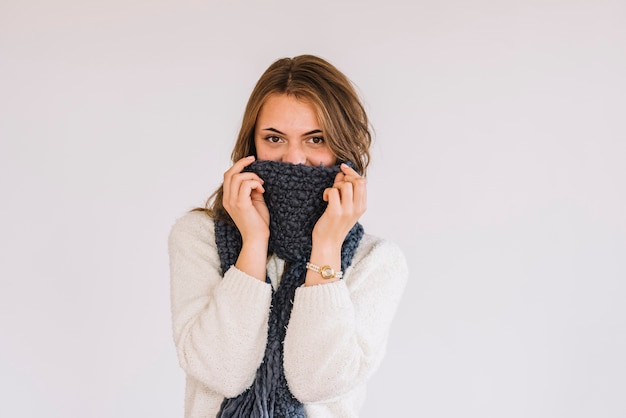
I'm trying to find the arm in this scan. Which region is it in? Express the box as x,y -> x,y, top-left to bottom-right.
168,211 -> 272,398
304,163 -> 366,286
223,155 -> 270,282
283,237 -> 408,402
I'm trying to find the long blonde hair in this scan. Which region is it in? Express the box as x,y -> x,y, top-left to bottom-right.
198,54 -> 373,221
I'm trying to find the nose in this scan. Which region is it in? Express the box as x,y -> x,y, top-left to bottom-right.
282,144 -> 307,165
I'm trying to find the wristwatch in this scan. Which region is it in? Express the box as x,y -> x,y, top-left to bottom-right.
306,262 -> 343,279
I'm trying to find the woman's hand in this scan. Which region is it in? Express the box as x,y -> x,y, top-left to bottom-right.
312,163 -> 367,250
222,156 -> 270,243
306,163 -> 366,286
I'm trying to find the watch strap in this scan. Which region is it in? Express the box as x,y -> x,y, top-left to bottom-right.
306,262 -> 343,279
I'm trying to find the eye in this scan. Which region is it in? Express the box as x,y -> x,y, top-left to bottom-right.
308,136 -> 325,144
265,135 -> 283,143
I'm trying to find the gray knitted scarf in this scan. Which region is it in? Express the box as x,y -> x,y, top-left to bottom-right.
214,160 -> 364,418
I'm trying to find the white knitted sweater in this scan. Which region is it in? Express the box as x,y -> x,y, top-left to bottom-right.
168,210 -> 408,418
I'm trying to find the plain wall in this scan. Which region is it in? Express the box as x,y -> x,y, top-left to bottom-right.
1,0 -> 625,417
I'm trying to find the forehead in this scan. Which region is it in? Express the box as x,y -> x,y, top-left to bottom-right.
257,93 -> 321,129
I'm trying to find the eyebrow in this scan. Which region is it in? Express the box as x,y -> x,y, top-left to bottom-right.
262,127 -> 323,136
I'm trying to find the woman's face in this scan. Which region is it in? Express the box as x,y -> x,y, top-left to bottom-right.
254,93 -> 337,167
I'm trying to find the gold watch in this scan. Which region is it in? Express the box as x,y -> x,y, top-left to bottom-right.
306,262 -> 343,279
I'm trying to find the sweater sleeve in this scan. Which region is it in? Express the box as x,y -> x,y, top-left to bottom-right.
168,211 -> 273,398
283,236 -> 408,403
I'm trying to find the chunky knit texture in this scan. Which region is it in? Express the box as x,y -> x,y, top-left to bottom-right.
168,171 -> 409,418
214,161 -> 364,418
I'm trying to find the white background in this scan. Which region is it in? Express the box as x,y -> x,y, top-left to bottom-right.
1,0 -> 625,417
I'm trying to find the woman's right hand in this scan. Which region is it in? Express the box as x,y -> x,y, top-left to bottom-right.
222,156 -> 270,243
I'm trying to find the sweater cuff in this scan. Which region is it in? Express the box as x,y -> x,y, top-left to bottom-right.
218,265 -> 272,305
293,280 -> 351,312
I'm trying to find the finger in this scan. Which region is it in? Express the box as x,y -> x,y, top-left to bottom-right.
224,155 -> 255,180
250,187 -> 266,203
224,180 -> 262,215
234,155 -> 256,170
230,179 -> 264,209
239,179 -> 265,198
223,155 -> 256,191
336,163 -> 364,185
223,172 -> 264,204
338,180 -> 354,210
337,173 -> 366,215
335,169 -> 365,207
351,176 -> 367,213
340,162 -> 360,176
339,171 -> 364,184
324,187 -> 341,211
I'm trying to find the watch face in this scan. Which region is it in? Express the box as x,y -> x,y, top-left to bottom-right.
321,266 -> 335,279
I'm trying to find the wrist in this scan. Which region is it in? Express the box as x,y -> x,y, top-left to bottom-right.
240,237 -> 268,254
241,229 -> 270,246
236,239 -> 268,282
305,244 -> 342,286
310,236 -> 342,255
306,262 -> 343,279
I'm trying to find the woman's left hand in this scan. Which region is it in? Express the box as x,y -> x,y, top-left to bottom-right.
312,163 -> 367,249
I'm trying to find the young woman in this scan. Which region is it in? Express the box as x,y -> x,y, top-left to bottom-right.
168,54 -> 408,418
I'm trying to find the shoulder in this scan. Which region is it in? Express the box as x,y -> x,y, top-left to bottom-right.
350,232 -> 409,285
168,210 -> 216,250
354,233 -> 407,267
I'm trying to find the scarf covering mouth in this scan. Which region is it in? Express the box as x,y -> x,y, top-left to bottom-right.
214,160 -> 364,418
